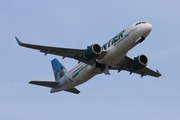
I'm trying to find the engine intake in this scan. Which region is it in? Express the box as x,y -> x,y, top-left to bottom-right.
83,44 -> 102,60
130,55 -> 148,71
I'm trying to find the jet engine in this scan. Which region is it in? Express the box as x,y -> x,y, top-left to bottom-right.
130,55 -> 148,71
83,44 -> 102,60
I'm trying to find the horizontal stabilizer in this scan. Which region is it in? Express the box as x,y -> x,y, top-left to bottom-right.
65,87 -> 80,94
29,81 -> 59,88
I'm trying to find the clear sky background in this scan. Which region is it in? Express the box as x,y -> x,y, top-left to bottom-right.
1,0 -> 180,120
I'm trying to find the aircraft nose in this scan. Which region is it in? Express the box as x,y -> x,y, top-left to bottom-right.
146,23 -> 152,32
143,23 -> 152,37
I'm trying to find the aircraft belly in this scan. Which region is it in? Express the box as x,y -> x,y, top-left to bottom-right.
102,35 -> 139,66
53,64 -> 95,90
115,35 -> 138,58
99,46 -> 118,65
51,69 -> 97,93
100,37 -> 135,65
72,68 -> 96,86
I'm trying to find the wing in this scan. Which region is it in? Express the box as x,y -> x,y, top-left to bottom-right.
110,56 -> 161,77
15,37 -> 106,65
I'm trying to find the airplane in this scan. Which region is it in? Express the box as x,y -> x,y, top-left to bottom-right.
15,21 -> 161,94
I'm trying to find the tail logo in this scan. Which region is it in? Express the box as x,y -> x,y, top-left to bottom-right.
51,58 -> 67,81
53,67 -> 65,81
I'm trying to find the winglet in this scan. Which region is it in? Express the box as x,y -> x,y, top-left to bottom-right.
156,69 -> 161,75
156,69 -> 162,77
15,37 -> 22,45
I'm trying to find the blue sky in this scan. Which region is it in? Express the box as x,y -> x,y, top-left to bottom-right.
1,0 -> 180,119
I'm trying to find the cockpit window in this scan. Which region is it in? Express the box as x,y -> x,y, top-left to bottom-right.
135,22 -> 146,26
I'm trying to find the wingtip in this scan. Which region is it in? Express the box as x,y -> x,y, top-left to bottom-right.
156,69 -> 162,77
15,37 -> 22,45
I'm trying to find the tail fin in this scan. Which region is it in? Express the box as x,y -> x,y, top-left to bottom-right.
51,58 -> 67,81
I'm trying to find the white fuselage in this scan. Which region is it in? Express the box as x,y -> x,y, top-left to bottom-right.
51,22 -> 152,93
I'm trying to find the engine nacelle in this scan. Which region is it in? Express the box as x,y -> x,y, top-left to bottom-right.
83,44 -> 102,60
130,55 -> 148,71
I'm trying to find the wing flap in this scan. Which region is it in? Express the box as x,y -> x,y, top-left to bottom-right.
29,81 -> 59,88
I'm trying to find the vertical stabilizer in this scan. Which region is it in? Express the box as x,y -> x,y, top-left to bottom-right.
51,58 -> 67,81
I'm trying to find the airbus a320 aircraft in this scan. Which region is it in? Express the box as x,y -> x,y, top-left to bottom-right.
16,21 -> 161,94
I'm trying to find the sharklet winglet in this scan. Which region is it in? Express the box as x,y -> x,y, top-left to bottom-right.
15,37 -> 22,45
